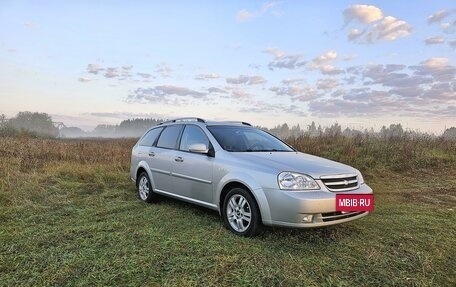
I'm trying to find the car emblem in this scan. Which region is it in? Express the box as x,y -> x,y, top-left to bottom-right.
344,180 -> 349,186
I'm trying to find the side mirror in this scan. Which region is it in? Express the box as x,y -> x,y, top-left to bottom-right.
188,143 -> 209,154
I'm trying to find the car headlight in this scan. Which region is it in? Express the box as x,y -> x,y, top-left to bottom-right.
278,172 -> 320,190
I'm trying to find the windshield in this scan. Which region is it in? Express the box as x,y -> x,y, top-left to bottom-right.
207,126 -> 294,152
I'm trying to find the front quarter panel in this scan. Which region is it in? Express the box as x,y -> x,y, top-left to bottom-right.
214,169 -> 274,223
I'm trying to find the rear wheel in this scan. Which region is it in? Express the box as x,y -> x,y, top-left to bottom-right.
137,172 -> 158,203
223,188 -> 262,237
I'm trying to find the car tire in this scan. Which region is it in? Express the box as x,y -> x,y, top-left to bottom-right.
223,188 -> 262,237
137,172 -> 159,203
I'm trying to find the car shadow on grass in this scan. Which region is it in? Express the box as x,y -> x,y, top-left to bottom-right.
146,193 -> 357,244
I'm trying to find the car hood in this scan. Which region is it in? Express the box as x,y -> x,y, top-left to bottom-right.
233,152 -> 358,178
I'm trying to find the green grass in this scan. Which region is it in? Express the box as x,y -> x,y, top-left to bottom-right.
0,137 -> 455,286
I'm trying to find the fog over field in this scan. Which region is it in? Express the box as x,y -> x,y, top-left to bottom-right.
1,111 -> 456,140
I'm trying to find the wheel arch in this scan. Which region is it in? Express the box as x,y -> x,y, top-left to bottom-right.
216,174 -> 272,223
134,161 -> 156,190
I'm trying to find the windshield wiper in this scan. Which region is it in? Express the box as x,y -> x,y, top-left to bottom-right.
244,149 -> 279,152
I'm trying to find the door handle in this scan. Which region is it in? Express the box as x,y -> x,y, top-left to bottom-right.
148,152 -> 155,157
174,156 -> 184,162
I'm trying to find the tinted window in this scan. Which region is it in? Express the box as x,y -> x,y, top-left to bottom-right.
180,125 -> 210,151
156,125 -> 183,149
207,126 -> 293,152
138,127 -> 163,146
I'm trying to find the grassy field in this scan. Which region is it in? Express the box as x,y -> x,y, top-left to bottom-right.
0,136 -> 455,286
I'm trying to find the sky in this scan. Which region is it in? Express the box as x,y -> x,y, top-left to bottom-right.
0,1 -> 455,133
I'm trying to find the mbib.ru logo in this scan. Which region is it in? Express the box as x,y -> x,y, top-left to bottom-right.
336,194 -> 374,212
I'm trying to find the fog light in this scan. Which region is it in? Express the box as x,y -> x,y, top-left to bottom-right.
302,214 -> 313,223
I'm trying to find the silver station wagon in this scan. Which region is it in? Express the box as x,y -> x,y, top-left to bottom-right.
130,118 -> 373,236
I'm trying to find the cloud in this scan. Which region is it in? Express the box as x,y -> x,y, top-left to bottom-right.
263,47 -> 287,60
24,21 -> 37,28
237,9 -> 254,22
236,1 -> 279,22
263,47 -> 306,70
317,78 -> 340,90
428,9 -> 454,24
411,57 -> 456,82
425,36 -> 445,45
311,50 -> 337,65
207,87 -> 227,94
248,63 -> 261,70
344,5 -> 412,43
87,64 -> 104,74
348,28 -> 364,40
104,67 -> 119,78
366,16 -> 412,42
281,78 -> 306,85
449,39 -> 456,48
308,51 -> 343,74
309,99 -> 380,117
127,85 -> 207,104
122,65 -> 133,71
195,73 -> 220,80
270,85 -> 320,101
307,57 -> 456,119
441,21 -> 456,34
88,112 -> 164,120
226,75 -> 266,85
343,54 -> 357,61
343,5 -> 383,24
137,72 -> 153,79
155,63 -> 172,77
231,89 -> 252,98
320,65 -> 345,75
78,77 -> 92,83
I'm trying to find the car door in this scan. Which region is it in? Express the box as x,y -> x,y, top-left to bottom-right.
172,124 -> 214,203
134,126 -> 163,181
149,124 -> 182,193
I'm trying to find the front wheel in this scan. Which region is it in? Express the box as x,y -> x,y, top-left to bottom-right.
137,172 -> 159,203
223,188 -> 262,237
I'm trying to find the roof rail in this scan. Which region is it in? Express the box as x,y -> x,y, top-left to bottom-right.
221,121 -> 252,126
158,117 -> 206,125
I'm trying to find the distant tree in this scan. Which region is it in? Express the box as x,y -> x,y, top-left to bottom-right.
116,118 -> 162,137
93,124 -> 116,137
307,121 -> 319,137
60,127 -> 86,138
0,114 -> 6,127
8,111 -> 58,137
324,123 -> 342,137
380,123 -> 404,139
290,124 -> 303,137
443,127 -> 456,139
317,124 -> 323,136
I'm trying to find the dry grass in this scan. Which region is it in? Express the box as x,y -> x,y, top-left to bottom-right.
0,136 -> 455,286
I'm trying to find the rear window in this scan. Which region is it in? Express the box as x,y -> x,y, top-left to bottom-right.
138,127 -> 163,146
156,125 -> 183,149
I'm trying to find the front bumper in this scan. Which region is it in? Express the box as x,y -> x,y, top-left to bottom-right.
261,183 -> 373,228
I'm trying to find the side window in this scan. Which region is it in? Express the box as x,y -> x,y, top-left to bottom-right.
138,127 -> 163,146
156,125 -> 183,149
179,125 -> 210,152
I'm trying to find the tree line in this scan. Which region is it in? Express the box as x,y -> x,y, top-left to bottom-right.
1,111 -> 455,139
0,112 -> 58,137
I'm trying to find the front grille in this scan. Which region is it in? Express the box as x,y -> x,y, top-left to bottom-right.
321,211 -> 365,222
320,174 -> 358,192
